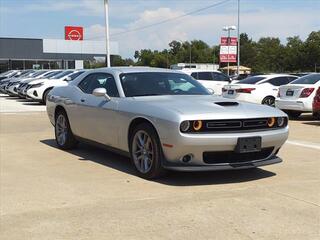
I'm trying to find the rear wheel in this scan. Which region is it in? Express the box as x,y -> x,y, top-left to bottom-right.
55,110 -> 78,149
262,96 -> 275,106
129,123 -> 165,179
285,110 -> 302,119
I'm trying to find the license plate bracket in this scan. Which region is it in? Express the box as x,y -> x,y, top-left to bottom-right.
235,137 -> 261,153
228,90 -> 234,95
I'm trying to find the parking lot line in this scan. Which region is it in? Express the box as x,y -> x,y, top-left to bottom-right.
286,140 -> 320,150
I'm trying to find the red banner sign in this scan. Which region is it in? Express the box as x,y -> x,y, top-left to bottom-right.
65,26 -> 83,41
220,37 -> 237,63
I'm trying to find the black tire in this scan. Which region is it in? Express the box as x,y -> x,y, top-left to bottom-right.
262,96 -> 275,106
129,123 -> 166,179
285,110 -> 302,119
42,88 -> 52,105
55,110 -> 78,150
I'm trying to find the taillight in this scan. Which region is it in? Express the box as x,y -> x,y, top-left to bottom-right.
236,88 -> 256,94
300,88 -> 314,98
314,87 -> 320,102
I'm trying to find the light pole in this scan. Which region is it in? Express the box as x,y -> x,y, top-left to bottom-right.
222,25 -> 236,76
237,0 -> 240,75
104,0 -> 111,67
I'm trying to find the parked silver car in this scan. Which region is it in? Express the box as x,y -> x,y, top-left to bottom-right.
46,67 -> 289,179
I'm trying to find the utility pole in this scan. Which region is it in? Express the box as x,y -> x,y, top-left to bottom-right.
237,0 -> 240,75
104,0 -> 111,67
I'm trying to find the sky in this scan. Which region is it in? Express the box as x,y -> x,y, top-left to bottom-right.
0,0 -> 320,58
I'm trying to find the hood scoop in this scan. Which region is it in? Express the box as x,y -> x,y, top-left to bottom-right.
214,101 -> 239,106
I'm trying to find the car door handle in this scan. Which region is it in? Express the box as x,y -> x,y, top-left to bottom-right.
80,99 -> 85,102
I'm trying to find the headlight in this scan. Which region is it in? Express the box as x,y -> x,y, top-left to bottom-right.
180,121 -> 190,132
30,82 -> 44,88
277,117 -> 286,127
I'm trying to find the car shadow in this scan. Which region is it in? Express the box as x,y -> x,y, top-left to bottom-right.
303,121 -> 320,126
290,114 -> 315,122
40,139 -> 277,186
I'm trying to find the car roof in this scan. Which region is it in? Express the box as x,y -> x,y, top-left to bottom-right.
181,69 -> 221,73
253,74 -> 296,78
89,67 -> 185,75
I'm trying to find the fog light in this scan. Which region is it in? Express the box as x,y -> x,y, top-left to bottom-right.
180,121 -> 190,132
193,120 -> 203,131
277,117 -> 285,127
182,154 -> 193,163
267,117 -> 275,127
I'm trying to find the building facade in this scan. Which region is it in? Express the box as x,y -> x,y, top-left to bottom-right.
0,37 -> 118,73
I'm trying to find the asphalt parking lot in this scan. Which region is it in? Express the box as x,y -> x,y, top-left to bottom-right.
1,96 -> 319,240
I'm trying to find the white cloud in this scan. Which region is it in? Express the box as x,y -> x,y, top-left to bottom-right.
102,6 -> 319,58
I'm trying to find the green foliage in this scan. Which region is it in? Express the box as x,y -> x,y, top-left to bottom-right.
86,31 -> 320,73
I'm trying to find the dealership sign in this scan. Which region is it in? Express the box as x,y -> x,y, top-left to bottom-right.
220,37 -> 237,63
65,26 -> 84,41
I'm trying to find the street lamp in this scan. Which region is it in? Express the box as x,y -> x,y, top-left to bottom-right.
104,0 -> 111,67
222,25 -> 236,76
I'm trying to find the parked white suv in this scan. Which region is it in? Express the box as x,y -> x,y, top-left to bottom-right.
222,74 -> 297,106
26,70 -> 86,104
182,69 -> 231,95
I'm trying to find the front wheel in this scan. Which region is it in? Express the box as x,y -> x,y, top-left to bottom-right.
262,96 -> 275,106
129,123 -> 165,179
55,110 -> 78,150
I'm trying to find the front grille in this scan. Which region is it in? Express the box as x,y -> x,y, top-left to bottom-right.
203,147 -> 274,164
194,118 -> 287,133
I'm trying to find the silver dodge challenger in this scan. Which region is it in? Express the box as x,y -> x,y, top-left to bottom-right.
46,67 -> 289,179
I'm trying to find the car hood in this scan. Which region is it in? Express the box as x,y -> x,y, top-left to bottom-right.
131,95 -> 285,120
29,78 -> 50,85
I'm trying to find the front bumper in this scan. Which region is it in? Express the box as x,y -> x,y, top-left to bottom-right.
275,98 -> 312,112
161,127 -> 288,170
26,88 -> 42,101
163,155 -> 282,171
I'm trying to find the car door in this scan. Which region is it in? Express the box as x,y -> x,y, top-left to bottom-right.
212,72 -> 231,95
75,72 -> 120,147
197,72 -> 229,95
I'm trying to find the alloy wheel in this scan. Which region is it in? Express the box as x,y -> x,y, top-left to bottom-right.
132,130 -> 154,173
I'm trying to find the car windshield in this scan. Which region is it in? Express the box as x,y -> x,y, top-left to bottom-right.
50,70 -> 74,79
120,72 -> 210,97
239,76 -> 266,84
290,74 -> 320,85
45,71 -> 63,78
67,71 -> 85,80
31,70 -> 48,77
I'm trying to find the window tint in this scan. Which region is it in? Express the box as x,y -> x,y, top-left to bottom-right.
191,72 -> 198,79
290,74 -> 320,85
78,73 -> 119,97
240,76 -> 266,84
120,72 -> 209,97
197,72 -> 214,80
266,77 -> 289,86
212,72 -> 230,81
287,77 -> 298,83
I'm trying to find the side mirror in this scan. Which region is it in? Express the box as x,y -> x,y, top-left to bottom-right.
207,88 -> 215,94
92,88 -> 111,101
64,76 -> 72,81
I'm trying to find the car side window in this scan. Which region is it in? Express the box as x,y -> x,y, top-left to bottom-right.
197,72 -> 214,81
266,77 -> 289,86
78,73 -> 119,97
191,72 -> 198,80
287,76 -> 297,83
212,72 -> 230,81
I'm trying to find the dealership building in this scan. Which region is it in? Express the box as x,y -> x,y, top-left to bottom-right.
0,26 -> 118,73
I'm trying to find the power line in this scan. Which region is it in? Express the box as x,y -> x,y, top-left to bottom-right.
109,0 -> 232,38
